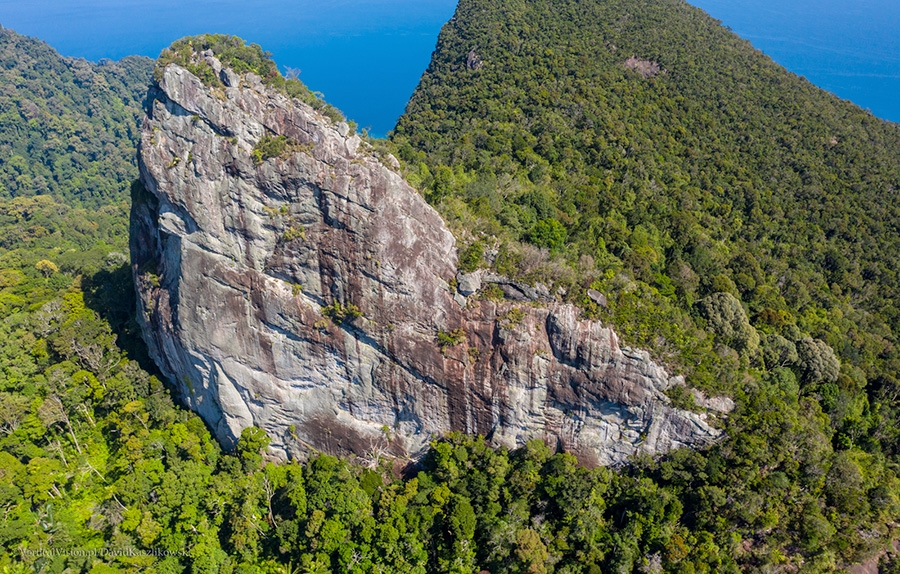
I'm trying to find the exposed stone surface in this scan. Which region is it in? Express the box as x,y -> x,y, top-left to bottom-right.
456,271 -> 484,297
691,389 -> 736,414
131,53 -> 729,465
587,288 -> 608,308
624,55 -> 663,78
466,48 -> 484,71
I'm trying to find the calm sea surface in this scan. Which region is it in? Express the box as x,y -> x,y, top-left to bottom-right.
0,0 -> 458,137
689,0 -> 900,125
1,0 -> 897,135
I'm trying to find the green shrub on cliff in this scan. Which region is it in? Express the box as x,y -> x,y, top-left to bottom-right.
156,34 -> 345,123
437,328 -> 467,349
321,301 -> 363,324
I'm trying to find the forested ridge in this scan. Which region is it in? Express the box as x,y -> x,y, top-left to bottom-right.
2,1 -> 900,570
390,0 -> 900,569
0,28 -> 151,206
394,0 -> 900,398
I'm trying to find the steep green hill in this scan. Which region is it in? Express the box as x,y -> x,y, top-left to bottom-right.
390,0 -> 900,568
0,28 -> 151,206
395,0 -> 900,431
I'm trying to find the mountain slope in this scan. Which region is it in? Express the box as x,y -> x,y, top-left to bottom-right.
0,27 -> 152,206
394,0 -> 900,428
390,0 -> 900,567
1,7 -> 899,570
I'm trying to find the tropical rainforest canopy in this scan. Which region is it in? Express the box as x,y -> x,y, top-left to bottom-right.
3,0 -> 900,569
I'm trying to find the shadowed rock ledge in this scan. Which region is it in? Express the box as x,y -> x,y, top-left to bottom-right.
131,50 -> 730,465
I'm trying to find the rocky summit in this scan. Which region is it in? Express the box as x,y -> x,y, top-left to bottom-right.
130,48 -> 729,465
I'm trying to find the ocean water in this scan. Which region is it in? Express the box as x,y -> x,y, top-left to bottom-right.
0,0 -> 897,134
688,0 -> 900,124
0,0 -> 457,137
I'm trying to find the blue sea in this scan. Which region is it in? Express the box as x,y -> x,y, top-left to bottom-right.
689,0 -> 900,125
0,0 -> 458,137
1,0 -> 897,135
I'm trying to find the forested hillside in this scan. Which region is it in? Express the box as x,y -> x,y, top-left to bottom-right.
3,2 -> 900,570
391,0 -> 900,568
0,28 -> 151,206
395,0 -> 900,394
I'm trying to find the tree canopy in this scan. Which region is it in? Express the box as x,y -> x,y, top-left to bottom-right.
4,0 -> 900,569
0,28 -> 151,207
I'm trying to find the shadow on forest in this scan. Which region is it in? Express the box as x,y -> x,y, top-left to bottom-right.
82,262 -> 160,378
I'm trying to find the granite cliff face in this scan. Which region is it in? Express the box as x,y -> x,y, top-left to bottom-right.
131,51 -> 730,465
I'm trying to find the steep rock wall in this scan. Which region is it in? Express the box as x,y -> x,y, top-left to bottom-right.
131,53 -> 729,465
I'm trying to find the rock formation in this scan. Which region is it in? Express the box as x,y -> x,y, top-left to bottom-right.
131,50 -> 730,465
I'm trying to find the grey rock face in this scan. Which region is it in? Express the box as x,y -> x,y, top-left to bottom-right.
131,54 -> 729,465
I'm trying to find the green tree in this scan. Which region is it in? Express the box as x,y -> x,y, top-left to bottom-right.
527,218 -> 567,251
796,337 -> 840,384
697,292 -> 760,356
237,426 -> 271,473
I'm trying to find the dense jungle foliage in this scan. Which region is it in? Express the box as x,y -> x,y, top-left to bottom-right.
3,1 -> 900,570
395,0 -> 900,395
0,29 -> 152,206
391,0 -> 900,568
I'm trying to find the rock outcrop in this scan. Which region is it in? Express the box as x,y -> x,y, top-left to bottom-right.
131,51 -> 728,465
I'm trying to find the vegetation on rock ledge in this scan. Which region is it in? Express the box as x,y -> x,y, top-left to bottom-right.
155,34 -> 345,123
